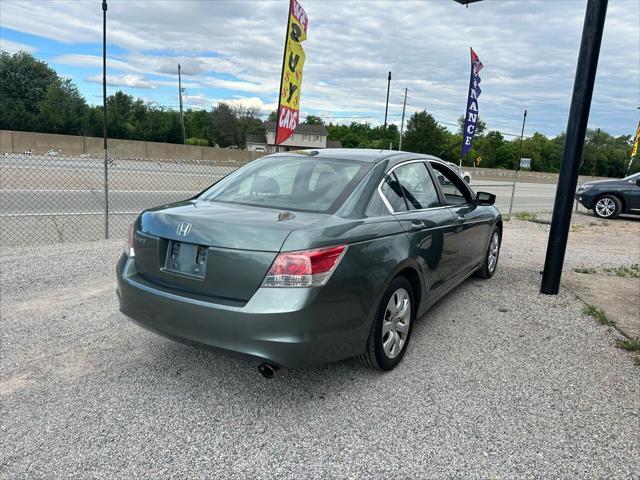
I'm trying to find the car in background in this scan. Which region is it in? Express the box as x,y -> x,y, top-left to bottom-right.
575,172 -> 640,219
446,162 -> 472,183
117,149 -> 502,375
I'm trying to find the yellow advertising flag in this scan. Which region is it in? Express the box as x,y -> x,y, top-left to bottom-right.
276,0 -> 308,145
631,120 -> 640,159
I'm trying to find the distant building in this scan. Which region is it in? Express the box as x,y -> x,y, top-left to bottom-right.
261,122 -> 329,152
246,134 -> 267,152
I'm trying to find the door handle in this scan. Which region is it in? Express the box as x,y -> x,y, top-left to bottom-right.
409,220 -> 425,232
455,215 -> 465,224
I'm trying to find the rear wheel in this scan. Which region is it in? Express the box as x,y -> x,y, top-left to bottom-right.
475,227 -> 501,279
593,194 -> 621,219
358,276 -> 414,371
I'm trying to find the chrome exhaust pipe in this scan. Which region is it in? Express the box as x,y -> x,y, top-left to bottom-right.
258,362 -> 284,379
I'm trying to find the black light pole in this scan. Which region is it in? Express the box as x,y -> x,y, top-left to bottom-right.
383,71 -> 391,148
102,0 -> 109,239
178,63 -> 186,144
541,0 -> 608,295
508,109 -> 527,215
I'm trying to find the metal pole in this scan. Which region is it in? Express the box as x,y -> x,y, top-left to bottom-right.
399,87 -> 408,150
591,127 -> 600,179
178,64 -> 186,144
383,71 -> 391,148
274,1 -> 292,153
508,109 -> 527,215
102,0 -> 109,239
541,0 -> 608,295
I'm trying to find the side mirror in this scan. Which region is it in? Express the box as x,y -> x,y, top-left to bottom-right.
476,191 -> 496,206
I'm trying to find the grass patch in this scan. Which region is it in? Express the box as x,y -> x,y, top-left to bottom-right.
582,304 -> 614,327
573,264 -> 640,278
513,211 -> 537,221
616,338 -> 640,366
602,264 -> 640,278
574,266 -> 597,274
616,338 -> 640,353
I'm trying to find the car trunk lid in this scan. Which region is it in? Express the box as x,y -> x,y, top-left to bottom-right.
132,200 -> 326,301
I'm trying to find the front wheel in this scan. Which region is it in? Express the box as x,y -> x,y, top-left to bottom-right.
475,227 -> 501,279
358,276 -> 414,371
593,195 -> 621,219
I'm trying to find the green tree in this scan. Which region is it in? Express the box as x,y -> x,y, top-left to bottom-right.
211,103 -> 238,147
304,114 -> 324,125
0,51 -> 58,131
37,78 -> 88,135
403,111 -> 451,157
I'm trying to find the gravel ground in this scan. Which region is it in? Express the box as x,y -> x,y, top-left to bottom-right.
1,216 -> 639,479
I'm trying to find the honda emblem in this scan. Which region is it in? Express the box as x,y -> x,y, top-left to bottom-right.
176,222 -> 192,237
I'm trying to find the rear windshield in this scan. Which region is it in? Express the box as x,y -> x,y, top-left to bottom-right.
200,155 -> 368,213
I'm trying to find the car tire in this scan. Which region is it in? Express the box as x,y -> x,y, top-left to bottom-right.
475,227 -> 501,279
593,194 -> 621,219
358,276 -> 414,371
464,176 -> 471,183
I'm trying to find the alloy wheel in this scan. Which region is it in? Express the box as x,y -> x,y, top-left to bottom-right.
595,197 -> 616,217
487,231 -> 500,273
382,288 -> 411,359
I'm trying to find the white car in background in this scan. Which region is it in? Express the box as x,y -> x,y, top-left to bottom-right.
446,162 -> 472,183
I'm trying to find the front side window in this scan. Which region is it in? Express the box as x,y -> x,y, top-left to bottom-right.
429,161 -> 473,206
201,156 -> 365,213
393,162 -> 440,210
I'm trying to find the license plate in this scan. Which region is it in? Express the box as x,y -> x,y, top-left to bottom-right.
164,241 -> 207,279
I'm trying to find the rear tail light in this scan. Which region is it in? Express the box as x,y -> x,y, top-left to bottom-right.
263,245 -> 347,287
124,223 -> 135,257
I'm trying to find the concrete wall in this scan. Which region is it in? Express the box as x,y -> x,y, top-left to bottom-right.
0,130 -> 266,164
467,166 -> 613,184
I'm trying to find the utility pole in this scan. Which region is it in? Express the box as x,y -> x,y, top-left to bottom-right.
591,128 -> 600,179
102,0 -> 109,239
541,0 -> 608,295
508,109 -> 527,215
399,87 -> 408,151
383,71 -> 391,148
178,63 -> 186,144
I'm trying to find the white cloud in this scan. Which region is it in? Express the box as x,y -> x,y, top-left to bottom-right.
85,74 -> 156,89
1,0 -> 638,135
0,38 -> 37,53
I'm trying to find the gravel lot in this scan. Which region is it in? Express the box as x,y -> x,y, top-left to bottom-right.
1,215 -> 639,479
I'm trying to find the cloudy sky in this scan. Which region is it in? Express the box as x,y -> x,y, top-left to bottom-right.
1,0 -> 638,137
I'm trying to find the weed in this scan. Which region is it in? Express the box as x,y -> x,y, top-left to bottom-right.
574,266 -> 597,274
513,211 -> 537,221
602,264 -> 640,278
616,338 -> 640,353
582,304 -> 614,327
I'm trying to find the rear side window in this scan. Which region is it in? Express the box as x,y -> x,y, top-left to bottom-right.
380,174 -> 408,212
393,162 -> 440,210
200,156 -> 366,213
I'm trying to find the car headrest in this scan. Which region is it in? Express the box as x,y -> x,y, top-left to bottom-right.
251,176 -> 280,195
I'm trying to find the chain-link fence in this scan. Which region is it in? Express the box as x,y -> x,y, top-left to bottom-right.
1,152 -> 585,247
0,153 -> 243,246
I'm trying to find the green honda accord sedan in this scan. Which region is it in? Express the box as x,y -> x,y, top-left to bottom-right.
116,149 -> 502,375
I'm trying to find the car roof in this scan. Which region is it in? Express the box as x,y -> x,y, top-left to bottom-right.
270,148 -> 445,164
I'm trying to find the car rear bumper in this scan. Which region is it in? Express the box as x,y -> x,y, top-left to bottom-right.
116,254 -> 372,368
